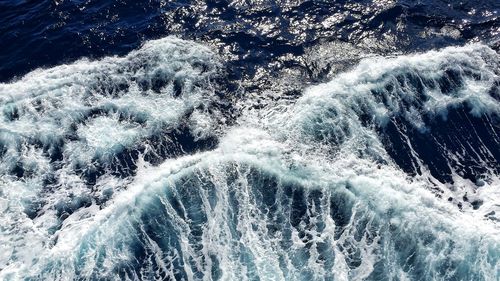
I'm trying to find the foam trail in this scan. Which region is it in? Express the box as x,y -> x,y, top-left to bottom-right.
1,41 -> 499,280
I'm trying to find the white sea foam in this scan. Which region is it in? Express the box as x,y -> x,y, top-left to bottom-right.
0,36 -> 220,165
0,37 -> 223,280
0,41 -> 499,280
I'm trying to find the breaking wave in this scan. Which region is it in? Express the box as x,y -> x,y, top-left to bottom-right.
0,38 -> 499,280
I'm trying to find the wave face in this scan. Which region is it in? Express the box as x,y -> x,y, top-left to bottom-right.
1,38 -> 500,281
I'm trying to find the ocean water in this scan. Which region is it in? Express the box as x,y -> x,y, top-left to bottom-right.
0,1 -> 499,280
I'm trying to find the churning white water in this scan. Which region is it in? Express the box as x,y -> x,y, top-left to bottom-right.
0,38 -> 499,280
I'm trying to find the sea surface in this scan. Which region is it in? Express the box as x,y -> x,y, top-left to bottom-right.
0,0 -> 499,280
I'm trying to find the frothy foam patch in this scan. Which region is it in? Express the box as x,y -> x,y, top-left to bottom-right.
255,43 -> 500,184
14,126 -> 499,280
77,115 -> 142,150
0,36 -> 221,166
278,43 -> 499,142
1,41 -> 499,280
0,37 -> 224,279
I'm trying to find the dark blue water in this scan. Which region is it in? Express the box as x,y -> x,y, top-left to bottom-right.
1,0 -> 499,83
0,1 -> 499,280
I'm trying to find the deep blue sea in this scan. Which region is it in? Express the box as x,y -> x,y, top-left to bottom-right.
0,1 -> 499,280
